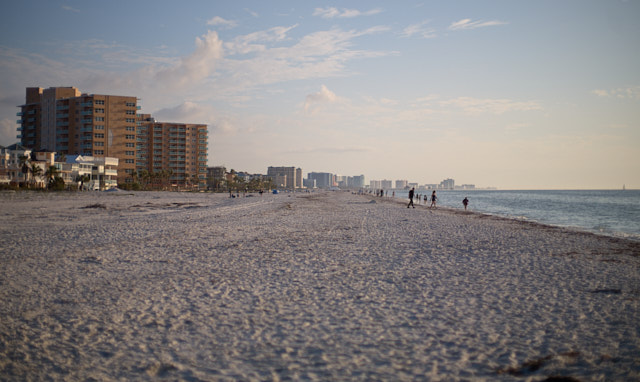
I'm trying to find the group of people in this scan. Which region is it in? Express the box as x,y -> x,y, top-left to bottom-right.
407,187 -> 470,211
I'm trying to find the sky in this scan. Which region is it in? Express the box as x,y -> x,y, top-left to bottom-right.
1,0 -> 638,189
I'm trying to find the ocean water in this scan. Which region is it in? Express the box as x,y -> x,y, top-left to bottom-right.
392,189 -> 640,241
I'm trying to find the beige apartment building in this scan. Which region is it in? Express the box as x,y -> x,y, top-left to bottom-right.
17,87 -> 208,187
18,87 -> 138,183
136,114 -> 208,188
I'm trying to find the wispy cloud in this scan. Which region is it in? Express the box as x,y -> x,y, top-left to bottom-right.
207,16 -> 237,29
313,7 -> 382,19
591,86 -> 640,99
244,8 -> 259,18
62,5 -> 80,13
439,97 -> 541,114
220,26 -> 391,90
401,20 -> 436,39
448,18 -> 508,30
224,25 -> 297,55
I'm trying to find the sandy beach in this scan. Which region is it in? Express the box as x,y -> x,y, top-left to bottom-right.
0,190 -> 638,381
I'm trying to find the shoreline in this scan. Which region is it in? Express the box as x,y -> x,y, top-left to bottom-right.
1,190 -> 639,380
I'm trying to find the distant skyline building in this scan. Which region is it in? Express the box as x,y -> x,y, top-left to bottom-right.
440,178 -> 455,190
381,179 -> 393,189
307,172 -> 333,189
395,180 -> 408,189
268,166 -> 302,189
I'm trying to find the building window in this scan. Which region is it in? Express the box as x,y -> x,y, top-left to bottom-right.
95,117 -> 105,121
125,102 -> 136,107
94,150 -> 104,155
125,151 -> 135,156
94,133 -> 104,138
126,126 -> 135,131
126,110 -> 136,115
95,142 -> 104,147
126,142 -> 135,148
95,100 -> 105,105
95,108 -> 105,113
95,125 -> 104,130
125,159 -> 134,164
126,118 -> 135,123
125,135 -> 135,139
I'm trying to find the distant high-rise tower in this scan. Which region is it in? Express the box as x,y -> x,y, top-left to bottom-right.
136,114 -> 208,188
267,166 -> 302,189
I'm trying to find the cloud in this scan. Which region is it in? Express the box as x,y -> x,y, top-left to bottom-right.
448,19 -> 508,30
207,16 -> 237,29
153,101 -> 236,134
313,7 -> 382,19
62,5 -> 80,13
439,97 -> 542,114
154,30 -> 223,88
285,145 -> 371,154
402,20 -> 436,39
224,25 -> 297,55
0,118 -> 18,145
219,26 -> 390,91
591,86 -> 640,99
304,85 -> 340,113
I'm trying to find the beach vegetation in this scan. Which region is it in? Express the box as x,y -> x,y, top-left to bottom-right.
29,163 -> 43,188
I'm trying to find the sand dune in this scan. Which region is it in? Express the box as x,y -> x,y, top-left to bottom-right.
1,190 -> 638,381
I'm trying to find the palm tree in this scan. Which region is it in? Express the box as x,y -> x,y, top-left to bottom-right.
44,165 -> 60,189
75,174 -> 90,190
19,155 -> 30,187
29,164 -> 43,188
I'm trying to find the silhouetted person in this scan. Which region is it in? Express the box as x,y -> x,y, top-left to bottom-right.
430,191 -> 437,208
407,187 -> 415,208
462,197 -> 469,210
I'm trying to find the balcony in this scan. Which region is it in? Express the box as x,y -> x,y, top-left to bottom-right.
80,110 -> 93,115
16,112 -> 23,116
79,127 -> 93,133
81,119 -> 92,123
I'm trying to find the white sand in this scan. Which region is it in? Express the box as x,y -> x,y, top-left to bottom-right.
0,190 -> 638,381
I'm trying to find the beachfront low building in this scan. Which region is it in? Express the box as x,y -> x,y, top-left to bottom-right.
60,155 -> 119,190
0,144 -> 56,187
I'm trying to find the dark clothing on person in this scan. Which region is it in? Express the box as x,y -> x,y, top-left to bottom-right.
407,188 -> 415,208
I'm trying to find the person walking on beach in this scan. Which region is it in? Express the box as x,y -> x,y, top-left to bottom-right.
430,191 -> 437,209
407,187 -> 415,208
462,197 -> 469,210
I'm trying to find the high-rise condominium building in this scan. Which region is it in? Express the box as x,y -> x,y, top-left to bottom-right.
17,87 -> 208,187
136,115 -> 208,188
308,172 -> 334,189
18,87 -> 138,183
267,166 -> 302,189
